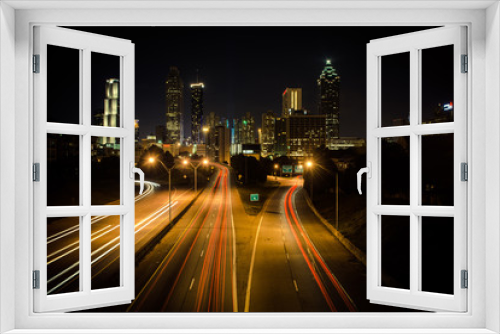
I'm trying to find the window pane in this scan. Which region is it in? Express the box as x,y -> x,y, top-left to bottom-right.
47,45 -> 80,124
47,134 -> 80,206
91,52 -> 121,127
381,215 -> 410,290
421,45 -> 454,124
381,137 -> 410,205
421,134 -> 454,206
47,217 -> 80,295
421,217 -> 454,294
381,52 -> 410,127
91,215 -> 121,290
91,137 -> 121,205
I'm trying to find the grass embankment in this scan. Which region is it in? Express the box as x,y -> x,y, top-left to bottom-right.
236,180 -> 280,216
314,192 -> 367,253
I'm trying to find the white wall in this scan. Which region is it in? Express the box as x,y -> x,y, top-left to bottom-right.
0,2 -> 16,333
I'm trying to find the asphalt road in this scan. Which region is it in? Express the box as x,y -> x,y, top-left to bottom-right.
47,180 -> 198,295
50,167 -> 406,312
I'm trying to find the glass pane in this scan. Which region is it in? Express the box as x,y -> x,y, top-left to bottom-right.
47,217 -> 80,295
91,137 -> 121,205
91,52 -> 121,127
381,137 -> 410,205
421,217 -> 454,294
381,215 -> 410,290
381,52 -> 410,127
421,134 -> 454,206
47,134 -> 80,206
47,45 -> 80,124
91,215 -> 121,290
421,45 -> 454,124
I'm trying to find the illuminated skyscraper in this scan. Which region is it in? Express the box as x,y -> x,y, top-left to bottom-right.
190,82 -> 204,144
261,110 -> 275,157
103,78 -> 119,144
165,66 -> 184,144
318,59 -> 340,147
282,88 -> 302,116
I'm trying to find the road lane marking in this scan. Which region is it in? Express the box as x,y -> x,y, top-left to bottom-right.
293,279 -> 299,292
189,278 -> 195,290
200,250 -> 204,257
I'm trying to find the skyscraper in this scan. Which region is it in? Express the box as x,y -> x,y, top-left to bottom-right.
165,66 -> 184,144
190,82 -> 204,144
103,78 -> 119,144
261,110 -> 276,157
318,59 -> 340,148
282,88 -> 302,116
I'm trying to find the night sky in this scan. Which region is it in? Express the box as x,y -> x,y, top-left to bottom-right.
66,26 -> 447,139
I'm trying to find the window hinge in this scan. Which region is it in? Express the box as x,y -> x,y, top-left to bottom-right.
461,54 -> 468,73
33,54 -> 40,73
33,270 -> 40,289
461,162 -> 468,182
461,270 -> 468,289
33,163 -> 40,182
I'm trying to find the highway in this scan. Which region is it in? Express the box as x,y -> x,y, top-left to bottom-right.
49,165 -> 398,312
127,165 -> 237,312
47,181 -> 197,295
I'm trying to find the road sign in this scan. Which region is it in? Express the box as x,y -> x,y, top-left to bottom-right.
282,165 -> 293,174
250,194 -> 259,202
294,164 -> 304,174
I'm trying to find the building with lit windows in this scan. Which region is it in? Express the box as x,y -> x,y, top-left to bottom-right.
274,114 -> 327,161
165,66 -> 184,144
282,88 -> 302,116
190,82 -> 204,144
261,110 -> 276,157
103,78 -> 119,144
318,60 -> 340,148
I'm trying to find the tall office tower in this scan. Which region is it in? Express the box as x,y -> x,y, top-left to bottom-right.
190,82 -> 204,144
103,78 -> 119,144
238,112 -> 255,144
318,59 -> 340,147
261,110 -> 276,157
215,124 -> 231,164
282,88 -> 302,116
165,66 -> 184,144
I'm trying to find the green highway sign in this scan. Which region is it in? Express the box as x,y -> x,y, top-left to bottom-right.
250,194 -> 260,202
282,165 -> 293,174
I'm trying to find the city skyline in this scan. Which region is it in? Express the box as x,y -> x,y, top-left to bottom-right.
70,26 -> 434,139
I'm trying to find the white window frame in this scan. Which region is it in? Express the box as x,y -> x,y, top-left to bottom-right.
32,26 -> 136,312
366,26 -> 468,312
0,1 -> 498,333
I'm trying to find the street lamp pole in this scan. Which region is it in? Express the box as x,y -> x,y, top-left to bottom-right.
306,160 -> 314,203
183,158 -> 209,193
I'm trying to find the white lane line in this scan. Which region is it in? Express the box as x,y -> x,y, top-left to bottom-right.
229,168 -> 239,313
293,279 -> 299,292
244,214 -> 264,312
189,278 -> 195,290
200,249 -> 204,257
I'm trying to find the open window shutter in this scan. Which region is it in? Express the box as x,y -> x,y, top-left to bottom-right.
365,26 -> 467,312
33,26 -> 136,312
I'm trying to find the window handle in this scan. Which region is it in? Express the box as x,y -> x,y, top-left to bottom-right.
130,162 -> 145,194
357,162 -> 371,195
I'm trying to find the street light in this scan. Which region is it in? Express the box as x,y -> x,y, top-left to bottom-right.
305,160 -> 314,202
148,156 -> 174,224
183,158 -> 208,193
274,163 -> 279,180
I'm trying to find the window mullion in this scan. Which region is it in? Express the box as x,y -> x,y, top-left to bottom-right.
409,48 -> 420,294
81,48 -> 92,294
